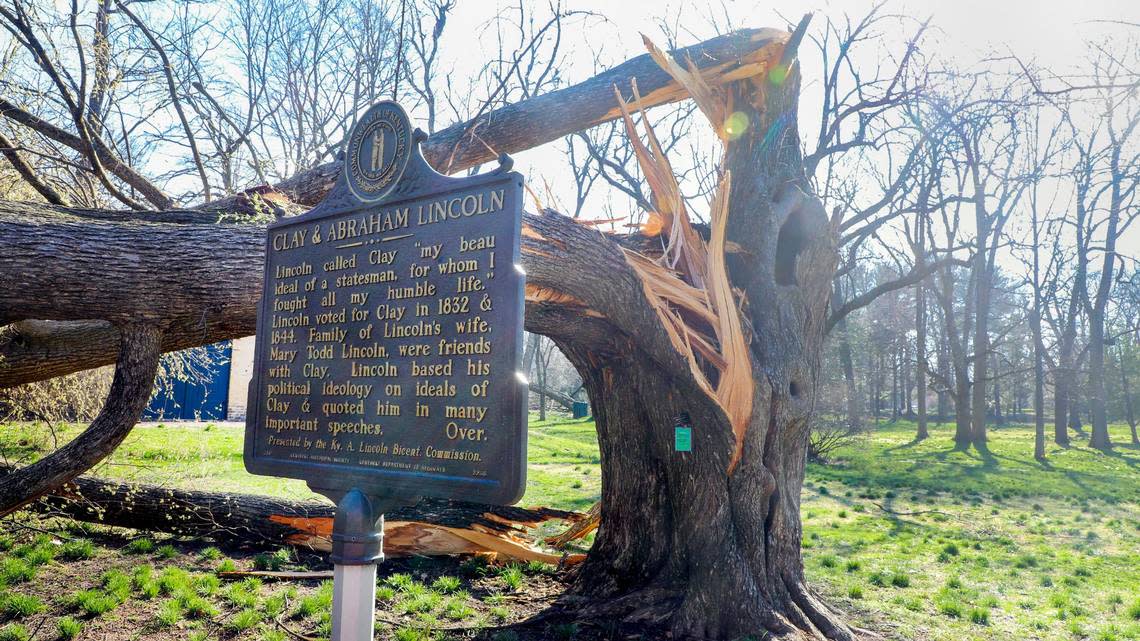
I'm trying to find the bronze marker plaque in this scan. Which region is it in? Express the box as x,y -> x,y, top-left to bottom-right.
244,102 -> 527,505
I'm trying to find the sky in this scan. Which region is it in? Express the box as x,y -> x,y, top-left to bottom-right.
428,0 -> 1138,209
406,0 -> 1138,272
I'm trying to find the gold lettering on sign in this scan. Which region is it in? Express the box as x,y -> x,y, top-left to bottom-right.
259,181 -> 516,483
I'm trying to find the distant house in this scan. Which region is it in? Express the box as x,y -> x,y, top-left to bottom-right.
142,336 -> 255,422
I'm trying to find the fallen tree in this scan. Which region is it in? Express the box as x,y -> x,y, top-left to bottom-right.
0,22 -> 871,640
8,465 -> 583,564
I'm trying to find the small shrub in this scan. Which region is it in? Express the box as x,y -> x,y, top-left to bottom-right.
946,576 -> 962,589
551,623 -> 578,641
20,546 -> 55,567
0,624 -> 29,641
262,592 -> 288,618
1127,599 -> 1140,620
178,593 -> 217,619
969,607 -> 991,624
819,556 -> 837,569
59,540 -> 94,561
253,548 -> 291,572
398,592 -> 440,614
155,545 -> 178,560
938,599 -> 963,618
217,559 -> 237,573
156,599 -> 183,627
125,538 -> 154,555
69,590 -> 118,617
157,567 -> 192,595
845,560 -> 860,573
295,581 -> 333,618
847,585 -> 863,599
227,608 -> 262,631
868,572 -> 886,587
571,480 -> 583,488
0,559 -> 34,585
384,573 -> 416,591
55,617 -> 82,640
431,576 -> 462,594
837,510 -> 848,518
101,569 -> 131,602
199,547 -> 222,561
225,578 -> 261,608
2,593 -> 44,618
443,598 -> 475,620
393,627 -> 430,641
499,565 -> 524,592
489,606 -> 511,622
890,572 -> 911,588
942,543 -> 960,556
376,586 -> 396,601
1041,575 -> 1054,587
193,573 -> 221,596
1013,554 -> 1038,569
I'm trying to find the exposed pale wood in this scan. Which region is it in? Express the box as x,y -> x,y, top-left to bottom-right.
12,465 -> 584,563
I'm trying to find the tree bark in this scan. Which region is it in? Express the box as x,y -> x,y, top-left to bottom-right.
1119,345 -> 1139,445
0,324 -> 161,516
915,276 -> 928,440
8,465 -> 581,563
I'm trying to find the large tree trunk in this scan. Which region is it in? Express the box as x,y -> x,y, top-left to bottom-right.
830,286 -> 861,431
1031,288 -> 1047,460
534,55 -> 855,638
915,277 -> 929,440
1087,317 -> 1112,449
1119,345 -> 1139,445
970,266 -> 991,448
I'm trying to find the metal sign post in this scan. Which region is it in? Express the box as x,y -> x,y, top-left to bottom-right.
321,489 -> 405,641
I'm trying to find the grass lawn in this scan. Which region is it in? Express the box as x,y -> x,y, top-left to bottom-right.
1,416 -> 1138,640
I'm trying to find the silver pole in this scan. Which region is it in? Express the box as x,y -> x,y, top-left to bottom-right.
331,563 -> 377,641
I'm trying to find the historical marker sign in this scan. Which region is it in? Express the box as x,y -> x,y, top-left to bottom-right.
244,102 -> 527,506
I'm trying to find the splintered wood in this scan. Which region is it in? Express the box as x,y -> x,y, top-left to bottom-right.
614,34 -> 793,473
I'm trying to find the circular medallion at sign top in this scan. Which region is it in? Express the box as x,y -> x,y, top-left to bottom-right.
344,101 -> 412,202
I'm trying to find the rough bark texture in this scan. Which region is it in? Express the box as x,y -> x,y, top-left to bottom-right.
7,465 -> 581,562
0,28 -> 791,388
0,324 -> 161,516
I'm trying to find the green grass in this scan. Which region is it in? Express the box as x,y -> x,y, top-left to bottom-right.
2,417 -> 1138,641
802,420 -> 1140,641
0,593 -> 43,618
810,420 -> 1140,503
0,416 -> 603,509
55,617 -> 82,640
0,624 -> 28,641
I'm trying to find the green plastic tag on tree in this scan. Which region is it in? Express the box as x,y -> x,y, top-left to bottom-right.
674,426 -> 692,452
